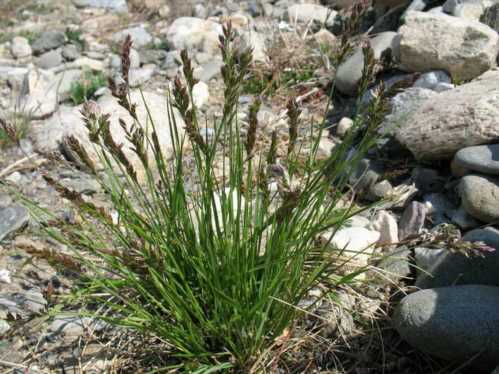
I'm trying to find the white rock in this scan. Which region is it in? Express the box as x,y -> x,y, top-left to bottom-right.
165,17 -> 223,55
19,68 -> 58,119
11,36 -> 32,59
112,26 -> 153,49
192,81 -> 210,109
336,117 -> 353,138
0,269 -> 11,284
371,210 -> 399,247
129,66 -> 155,88
413,70 -> 451,91
286,4 -> 337,26
399,11 -> 499,81
322,227 -> 380,267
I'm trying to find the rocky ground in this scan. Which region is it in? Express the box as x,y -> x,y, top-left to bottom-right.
1,0 -> 499,373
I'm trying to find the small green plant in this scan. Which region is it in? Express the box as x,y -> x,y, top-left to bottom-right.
65,27 -> 84,49
23,27 -> 389,372
69,70 -> 107,105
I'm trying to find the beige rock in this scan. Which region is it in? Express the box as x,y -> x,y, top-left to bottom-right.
33,91 -> 185,182
396,70 -> 499,160
165,17 -> 222,56
399,11 -> 499,81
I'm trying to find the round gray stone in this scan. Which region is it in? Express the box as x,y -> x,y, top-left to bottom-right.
415,227 -> 499,289
393,285 -> 499,371
460,174 -> 499,223
454,144 -> 499,176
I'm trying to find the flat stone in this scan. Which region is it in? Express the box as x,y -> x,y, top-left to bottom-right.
19,68 -> 58,119
454,144 -> 499,176
398,201 -> 426,240
415,227 -> 499,288
0,205 -> 29,242
459,174 -> 499,223
393,285 -> 499,371
399,11 -> 499,81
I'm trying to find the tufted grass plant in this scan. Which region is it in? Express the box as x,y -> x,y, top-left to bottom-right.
25,26 -> 390,372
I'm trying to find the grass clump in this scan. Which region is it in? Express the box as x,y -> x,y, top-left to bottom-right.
25,25 -> 389,372
69,70 -> 107,105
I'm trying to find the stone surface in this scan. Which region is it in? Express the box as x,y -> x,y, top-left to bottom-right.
72,0 -> 128,11
192,81 -> 210,109
36,49 -> 63,69
336,32 -> 400,96
459,174 -> 499,223
128,67 -> 155,87
323,227 -> 380,267
453,144 -> 499,176
398,201 -> 426,240
31,31 -> 66,55
112,26 -> 153,49
396,70 -> 499,160
286,4 -> 337,26
393,285 -> 499,371
377,247 -> 412,283
399,11 -> 499,81
165,17 -> 223,56
11,36 -> 32,59
413,70 -> 451,91
0,205 -> 29,242
19,68 -> 58,119
382,87 -> 437,134
336,117 -> 353,138
62,44 -> 80,61
371,210 -> 399,246
451,205 -> 481,230
416,227 -> 499,288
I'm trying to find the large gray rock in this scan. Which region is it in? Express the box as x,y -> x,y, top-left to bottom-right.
398,11 -> 499,81
72,0 -> 128,11
18,68 -> 58,119
0,205 -> 29,242
31,31 -> 66,55
336,32 -> 400,96
453,144 -> 499,176
415,227 -> 499,288
459,174 -> 499,223
396,69 -> 499,160
393,285 -> 499,371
